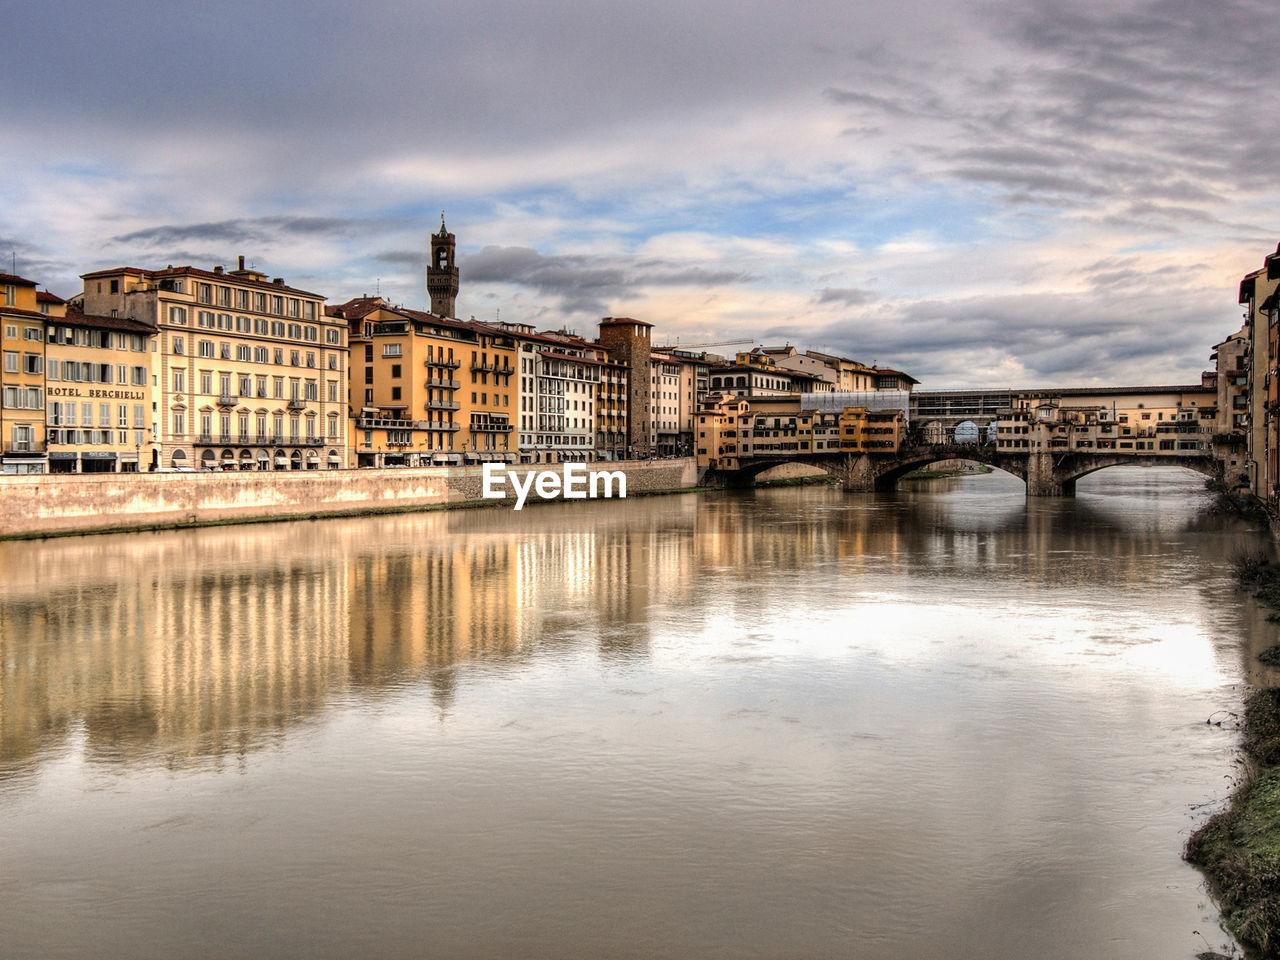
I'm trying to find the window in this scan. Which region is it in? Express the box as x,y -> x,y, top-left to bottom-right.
288,299 -> 300,318
383,344 -> 402,357
391,364 -> 402,378
173,370 -> 186,392
200,372 -> 212,394
197,283 -> 212,304
3,325 -> 14,339
3,352 -> 15,374
11,424 -> 32,452
220,343 -> 231,360
290,350 -> 299,366
172,336 -> 185,355
23,327 -> 43,342
328,355 -> 337,370
305,303 -> 317,321
3,286 -> 14,306
22,354 -> 42,375
306,352 -> 315,368
237,290 -> 250,310
326,327 -> 341,344
254,293 -> 267,312
169,306 -> 187,326
364,344 -> 373,362
218,286 -> 231,307
172,412 -> 185,436
199,340 -> 214,358
271,296 -> 284,315
391,387 -> 402,401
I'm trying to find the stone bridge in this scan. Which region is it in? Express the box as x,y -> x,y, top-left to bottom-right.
704,444 -> 1223,496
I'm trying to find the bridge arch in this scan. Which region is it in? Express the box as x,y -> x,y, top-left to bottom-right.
871,446 -> 1026,491
1058,456 -> 1220,494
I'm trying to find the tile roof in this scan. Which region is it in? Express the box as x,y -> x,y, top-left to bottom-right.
0,273 -> 38,287
80,265 -> 322,299
58,306 -> 155,335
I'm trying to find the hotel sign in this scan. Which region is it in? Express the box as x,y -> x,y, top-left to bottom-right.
47,387 -> 145,399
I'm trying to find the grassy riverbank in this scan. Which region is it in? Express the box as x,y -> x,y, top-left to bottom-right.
1187,556 -> 1280,957
900,464 -> 994,480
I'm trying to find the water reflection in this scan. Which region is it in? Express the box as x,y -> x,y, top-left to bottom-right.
0,468 -> 1273,959
0,470 -> 1264,780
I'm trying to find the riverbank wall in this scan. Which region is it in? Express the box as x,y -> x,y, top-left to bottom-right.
0,459 -> 698,539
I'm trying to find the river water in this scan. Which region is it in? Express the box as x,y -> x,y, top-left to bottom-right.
1,467 -> 1276,959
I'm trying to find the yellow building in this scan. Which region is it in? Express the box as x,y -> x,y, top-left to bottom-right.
696,393 -> 904,471
1,274 -> 57,473
44,307 -> 157,472
334,297 -> 516,466
75,260 -> 348,471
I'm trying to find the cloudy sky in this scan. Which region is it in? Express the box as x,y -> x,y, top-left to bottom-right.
3,0 -> 1277,387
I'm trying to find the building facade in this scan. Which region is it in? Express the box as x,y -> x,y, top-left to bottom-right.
75,260 -> 348,470
1,275 -> 52,473
45,307 -> 157,472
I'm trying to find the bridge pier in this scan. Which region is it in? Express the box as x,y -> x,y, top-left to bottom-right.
830,454 -> 877,492
1025,452 -> 1069,497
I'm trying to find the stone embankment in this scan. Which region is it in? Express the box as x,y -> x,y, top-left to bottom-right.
0,459 -> 697,539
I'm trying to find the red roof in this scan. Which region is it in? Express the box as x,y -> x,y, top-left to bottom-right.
36,290 -> 65,304
0,273 -> 38,287
80,265 -> 322,299
57,306 -> 154,335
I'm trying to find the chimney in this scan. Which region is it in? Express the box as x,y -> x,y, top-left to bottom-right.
213,265 -> 224,275
238,256 -> 246,270
273,278 -> 284,285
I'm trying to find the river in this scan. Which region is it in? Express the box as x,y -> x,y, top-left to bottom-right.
0,467 -> 1274,959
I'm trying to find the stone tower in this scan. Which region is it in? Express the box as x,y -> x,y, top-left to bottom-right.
598,316 -> 653,458
427,215 -> 459,317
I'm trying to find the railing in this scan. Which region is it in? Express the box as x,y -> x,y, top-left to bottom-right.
287,398 -> 307,411
426,377 -> 461,389
471,422 -> 514,433
425,357 -> 461,369
427,399 -> 461,410
217,394 -> 237,406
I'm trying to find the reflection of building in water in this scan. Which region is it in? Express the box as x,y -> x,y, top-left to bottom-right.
346,521 -> 528,698
0,524 -> 349,774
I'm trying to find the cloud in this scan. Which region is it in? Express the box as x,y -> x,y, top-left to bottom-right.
817,287 -> 877,306
1,0 -> 1276,388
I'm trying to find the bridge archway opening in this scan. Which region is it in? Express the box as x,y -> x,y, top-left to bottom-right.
751,462 -> 836,486
1070,460 -> 1220,493
874,450 -> 1024,492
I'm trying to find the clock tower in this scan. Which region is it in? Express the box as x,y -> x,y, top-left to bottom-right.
427,215 -> 459,317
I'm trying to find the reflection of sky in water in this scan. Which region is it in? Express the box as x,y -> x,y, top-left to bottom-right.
0,468 -> 1269,960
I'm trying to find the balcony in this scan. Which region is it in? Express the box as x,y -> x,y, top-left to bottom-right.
217,393 -> 238,407
427,398 -> 461,410
426,377 -> 461,389
471,360 -> 497,373
356,416 -> 416,430
471,421 -> 514,433
287,398 -> 307,411
425,357 -> 461,369
425,421 -> 461,432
